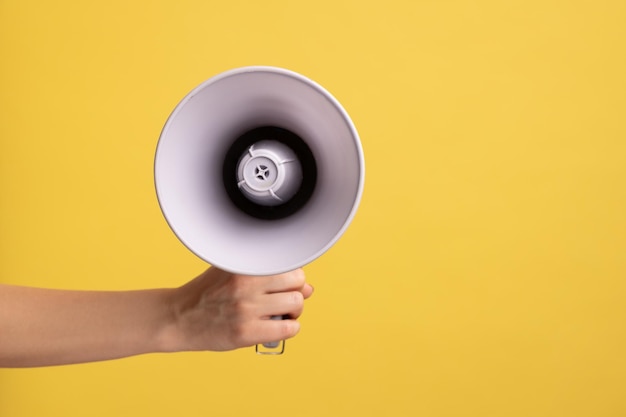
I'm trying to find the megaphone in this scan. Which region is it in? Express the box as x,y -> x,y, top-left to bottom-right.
154,66 -> 364,276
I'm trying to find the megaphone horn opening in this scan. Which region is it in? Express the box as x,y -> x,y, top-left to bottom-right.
222,126 -> 318,221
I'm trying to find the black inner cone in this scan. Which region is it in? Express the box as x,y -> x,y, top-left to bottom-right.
222,126 -> 317,220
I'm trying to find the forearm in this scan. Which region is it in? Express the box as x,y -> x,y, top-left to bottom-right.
0,284 -> 176,367
0,267 -> 313,367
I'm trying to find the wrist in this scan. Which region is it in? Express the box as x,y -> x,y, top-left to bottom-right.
151,288 -> 185,354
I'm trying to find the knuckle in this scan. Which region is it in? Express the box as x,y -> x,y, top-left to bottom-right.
291,269 -> 306,287
228,275 -> 252,298
280,320 -> 300,339
280,269 -> 304,288
229,298 -> 253,317
290,290 -> 304,306
229,320 -> 254,347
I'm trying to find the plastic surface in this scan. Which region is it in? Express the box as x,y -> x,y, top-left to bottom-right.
154,66 -> 364,276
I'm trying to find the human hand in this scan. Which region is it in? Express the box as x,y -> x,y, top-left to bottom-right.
162,267 -> 314,352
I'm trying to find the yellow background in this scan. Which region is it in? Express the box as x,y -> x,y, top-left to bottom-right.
1,1 -> 625,416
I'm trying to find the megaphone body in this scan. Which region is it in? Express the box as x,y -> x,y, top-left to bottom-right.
155,66 -> 364,276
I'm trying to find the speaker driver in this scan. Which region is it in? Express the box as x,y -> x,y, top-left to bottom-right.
222,126 -> 317,220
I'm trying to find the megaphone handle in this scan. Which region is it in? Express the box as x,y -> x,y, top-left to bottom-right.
263,315 -> 283,348
255,315 -> 285,354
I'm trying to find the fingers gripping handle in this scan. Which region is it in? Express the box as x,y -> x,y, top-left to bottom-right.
256,315 -> 285,355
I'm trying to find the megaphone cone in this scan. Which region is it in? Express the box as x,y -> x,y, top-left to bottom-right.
155,66 -> 364,276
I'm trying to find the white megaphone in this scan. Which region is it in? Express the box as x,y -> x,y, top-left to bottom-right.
154,66 -> 364,352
